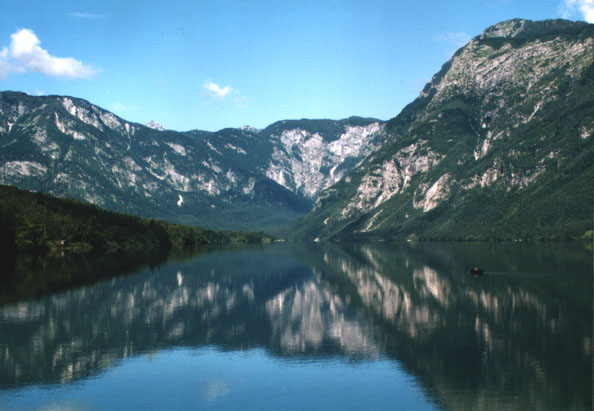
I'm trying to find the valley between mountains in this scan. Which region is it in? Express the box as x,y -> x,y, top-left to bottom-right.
1,18 -> 592,241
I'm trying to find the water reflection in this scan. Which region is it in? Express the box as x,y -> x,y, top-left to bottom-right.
0,249 -> 171,305
0,242 -> 591,410
307,243 -> 593,410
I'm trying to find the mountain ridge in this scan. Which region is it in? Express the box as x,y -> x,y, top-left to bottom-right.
0,90 -> 383,231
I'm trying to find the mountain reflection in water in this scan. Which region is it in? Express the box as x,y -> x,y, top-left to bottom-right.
0,242 -> 591,410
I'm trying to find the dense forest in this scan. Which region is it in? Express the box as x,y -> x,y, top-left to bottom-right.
0,184 -> 273,257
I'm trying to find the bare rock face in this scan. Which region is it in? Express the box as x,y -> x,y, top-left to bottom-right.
262,121 -> 383,199
298,19 -> 594,241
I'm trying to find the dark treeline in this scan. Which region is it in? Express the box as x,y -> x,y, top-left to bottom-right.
0,250 -> 171,305
0,185 -> 273,256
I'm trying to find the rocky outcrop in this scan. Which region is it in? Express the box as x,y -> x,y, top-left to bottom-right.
263,121 -> 383,199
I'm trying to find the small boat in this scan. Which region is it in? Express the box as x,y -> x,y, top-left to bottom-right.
470,267 -> 484,276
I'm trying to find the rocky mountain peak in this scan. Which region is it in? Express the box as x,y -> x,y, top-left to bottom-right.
423,18 -> 593,107
480,18 -> 528,39
145,120 -> 165,131
239,125 -> 260,133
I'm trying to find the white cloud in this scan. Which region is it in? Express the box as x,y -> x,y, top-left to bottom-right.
562,0 -> 594,22
202,81 -> 234,99
0,28 -> 100,79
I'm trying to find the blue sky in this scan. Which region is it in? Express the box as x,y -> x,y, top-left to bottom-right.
1,0 -> 592,131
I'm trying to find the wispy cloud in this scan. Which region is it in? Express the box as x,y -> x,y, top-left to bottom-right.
0,29 -> 100,79
561,0 -> 594,22
70,12 -> 104,19
202,81 -> 234,100
234,94 -> 249,109
110,102 -> 134,113
0,49 -> 20,78
435,31 -> 472,56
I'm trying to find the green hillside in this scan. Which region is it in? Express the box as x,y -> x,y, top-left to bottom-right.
0,184 -> 272,256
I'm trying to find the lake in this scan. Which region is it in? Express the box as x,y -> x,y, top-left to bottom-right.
0,242 -> 592,410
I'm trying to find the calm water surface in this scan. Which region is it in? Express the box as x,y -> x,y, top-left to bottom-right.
0,242 -> 592,410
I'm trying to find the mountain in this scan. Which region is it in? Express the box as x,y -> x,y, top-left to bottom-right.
188,117 -> 384,201
295,19 -> 594,241
2,19 -> 591,240
145,120 -> 165,131
0,91 -> 383,231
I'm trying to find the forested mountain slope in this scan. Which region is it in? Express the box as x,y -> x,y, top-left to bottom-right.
295,19 -> 593,241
